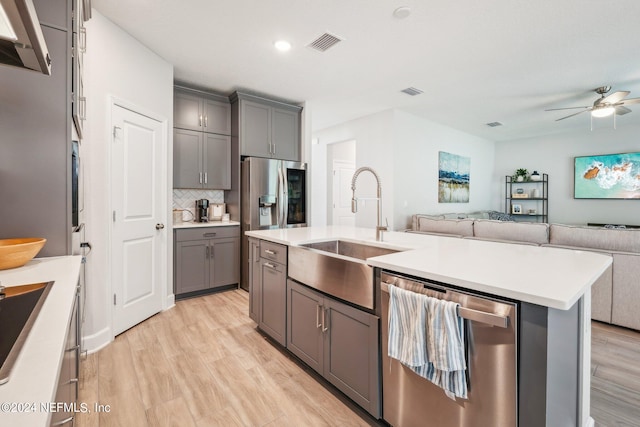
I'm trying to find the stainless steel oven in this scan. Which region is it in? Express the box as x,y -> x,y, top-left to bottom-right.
380,271 -> 518,427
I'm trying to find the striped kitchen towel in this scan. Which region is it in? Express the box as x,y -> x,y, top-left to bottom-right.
387,284 -> 429,367
388,285 -> 468,400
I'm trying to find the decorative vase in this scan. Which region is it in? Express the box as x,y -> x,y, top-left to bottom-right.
530,171 -> 541,181
516,176 -> 524,182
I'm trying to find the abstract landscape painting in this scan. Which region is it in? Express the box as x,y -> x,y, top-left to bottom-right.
575,152 -> 640,199
438,151 -> 470,203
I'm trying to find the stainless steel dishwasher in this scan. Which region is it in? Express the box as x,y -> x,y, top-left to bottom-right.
380,271 -> 518,427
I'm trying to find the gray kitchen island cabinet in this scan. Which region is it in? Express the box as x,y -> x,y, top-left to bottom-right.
173,129 -> 231,189
248,237 -> 261,323
174,226 -> 240,298
230,92 -> 302,161
174,87 -> 231,135
256,241 -> 288,346
287,279 -> 380,418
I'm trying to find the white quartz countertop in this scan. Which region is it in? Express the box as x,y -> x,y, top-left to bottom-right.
173,220 -> 240,229
0,256 -> 82,426
246,226 -> 612,310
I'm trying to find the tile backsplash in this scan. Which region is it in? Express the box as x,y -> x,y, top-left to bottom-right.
173,189 -> 224,220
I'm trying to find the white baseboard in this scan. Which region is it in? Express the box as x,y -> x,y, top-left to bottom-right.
81,326 -> 111,354
164,293 -> 175,311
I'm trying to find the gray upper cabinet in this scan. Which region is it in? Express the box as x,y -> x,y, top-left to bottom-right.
174,88 -> 231,135
174,128 -> 231,189
231,91 -> 302,161
0,4 -> 72,256
173,86 -> 232,190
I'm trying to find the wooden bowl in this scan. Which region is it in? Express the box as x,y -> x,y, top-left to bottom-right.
0,238 -> 47,270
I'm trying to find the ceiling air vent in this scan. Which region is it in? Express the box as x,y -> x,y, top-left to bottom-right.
486,121 -> 503,127
307,32 -> 343,52
401,87 -> 423,96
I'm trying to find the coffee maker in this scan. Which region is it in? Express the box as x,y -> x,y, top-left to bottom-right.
196,199 -> 210,222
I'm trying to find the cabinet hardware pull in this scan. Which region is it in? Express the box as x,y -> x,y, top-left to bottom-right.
79,26 -> 87,53
273,143 -> 276,155
263,262 -> 276,270
204,172 -> 208,184
199,115 -> 203,127
204,233 -> 217,237
204,115 -> 208,128
199,172 -> 203,184
316,305 -> 322,328
321,308 -> 328,333
323,308 -> 329,333
52,416 -> 74,426
66,344 -> 81,352
264,249 -> 276,255
206,246 -> 210,258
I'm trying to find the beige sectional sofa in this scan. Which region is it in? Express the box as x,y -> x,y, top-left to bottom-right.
409,214 -> 640,331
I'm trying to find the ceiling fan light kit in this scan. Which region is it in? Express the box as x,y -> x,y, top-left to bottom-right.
546,85 -> 640,127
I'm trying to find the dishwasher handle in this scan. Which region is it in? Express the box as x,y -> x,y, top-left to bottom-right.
381,281 -> 509,328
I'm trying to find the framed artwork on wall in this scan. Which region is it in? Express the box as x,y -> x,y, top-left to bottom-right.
574,152 -> 640,199
438,151 -> 470,203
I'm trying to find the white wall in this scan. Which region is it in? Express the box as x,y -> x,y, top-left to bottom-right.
495,123 -> 640,225
393,111 -> 496,230
313,110 -> 395,230
83,11 -> 173,351
312,110 -> 496,231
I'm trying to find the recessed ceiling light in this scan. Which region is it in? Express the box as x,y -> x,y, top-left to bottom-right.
393,6 -> 411,19
274,40 -> 292,52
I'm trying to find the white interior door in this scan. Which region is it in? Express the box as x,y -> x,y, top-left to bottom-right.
332,160 -> 356,227
111,103 -> 165,336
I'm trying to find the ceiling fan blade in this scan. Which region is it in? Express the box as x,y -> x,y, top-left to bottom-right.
555,109 -> 591,121
618,97 -> 640,106
545,106 -> 590,111
601,91 -> 630,104
615,106 -> 632,115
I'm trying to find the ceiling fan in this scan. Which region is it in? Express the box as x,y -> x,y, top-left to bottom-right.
546,86 -> 640,121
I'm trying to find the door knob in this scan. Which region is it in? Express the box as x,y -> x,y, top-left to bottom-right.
156,223 -> 165,230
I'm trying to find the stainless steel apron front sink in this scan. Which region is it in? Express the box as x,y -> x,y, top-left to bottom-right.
288,240 -> 401,310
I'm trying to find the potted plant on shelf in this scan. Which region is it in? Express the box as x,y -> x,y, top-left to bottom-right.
512,168 -> 529,182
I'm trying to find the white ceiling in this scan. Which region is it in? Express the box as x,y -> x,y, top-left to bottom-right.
92,0 -> 640,141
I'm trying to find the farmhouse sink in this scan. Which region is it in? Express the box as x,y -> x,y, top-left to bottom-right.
288,240 -> 401,310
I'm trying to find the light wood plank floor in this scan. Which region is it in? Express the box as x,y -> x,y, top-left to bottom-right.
77,291 -> 640,427
591,321 -> 640,427
76,290 -> 377,427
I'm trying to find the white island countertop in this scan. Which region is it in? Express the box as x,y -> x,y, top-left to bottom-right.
0,256 -> 82,427
246,226 -> 612,310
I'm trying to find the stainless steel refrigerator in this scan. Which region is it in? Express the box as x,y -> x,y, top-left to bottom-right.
241,157 -> 307,290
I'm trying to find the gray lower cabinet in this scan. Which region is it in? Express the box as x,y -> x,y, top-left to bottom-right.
258,253 -> 287,346
251,240 -> 287,346
248,237 -> 261,323
230,91 -> 302,161
287,279 -> 380,417
174,227 -> 240,297
51,287 -> 79,427
173,129 -> 231,190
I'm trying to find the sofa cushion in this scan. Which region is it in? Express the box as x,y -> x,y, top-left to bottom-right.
473,219 -> 549,245
412,214 -> 445,231
549,224 -> 640,253
417,218 -> 474,237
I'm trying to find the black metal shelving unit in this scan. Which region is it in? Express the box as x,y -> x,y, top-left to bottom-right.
505,174 -> 548,223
